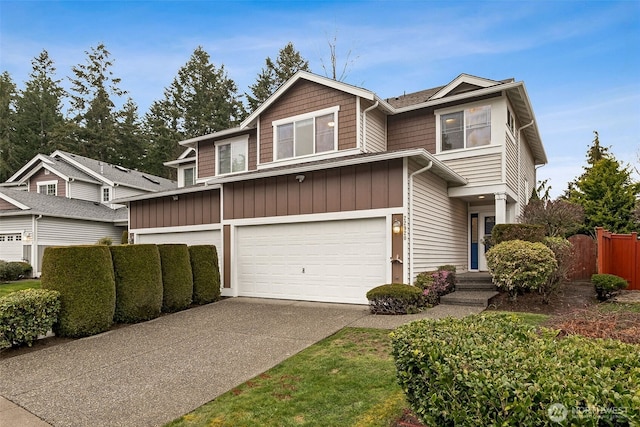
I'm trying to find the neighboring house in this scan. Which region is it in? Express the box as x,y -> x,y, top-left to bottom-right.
0,151 -> 176,274
118,71 -> 547,304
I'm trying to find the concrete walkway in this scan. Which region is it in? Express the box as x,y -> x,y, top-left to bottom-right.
0,298 -> 483,427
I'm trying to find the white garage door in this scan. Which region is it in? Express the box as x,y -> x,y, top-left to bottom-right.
236,218 -> 387,304
0,233 -> 23,261
136,230 -> 221,250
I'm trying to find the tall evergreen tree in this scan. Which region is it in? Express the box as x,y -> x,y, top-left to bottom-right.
68,43 -> 126,162
14,50 -> 67,162
246,42 -> 310,112
567,131 -> 640,234
114,97 -> 145,169
0,72 -> 18,181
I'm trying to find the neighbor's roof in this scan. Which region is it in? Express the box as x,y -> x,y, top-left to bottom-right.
0,188 -> 127,223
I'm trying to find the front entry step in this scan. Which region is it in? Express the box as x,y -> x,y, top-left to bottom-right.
440,290 -> 499,308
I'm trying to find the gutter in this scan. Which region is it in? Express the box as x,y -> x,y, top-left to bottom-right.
408,161 -> 433,283
361,101 -> 379,153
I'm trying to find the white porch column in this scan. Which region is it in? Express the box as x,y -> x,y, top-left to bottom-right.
494,192 -> 507,224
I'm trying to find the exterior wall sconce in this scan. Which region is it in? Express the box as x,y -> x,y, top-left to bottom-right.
392,219 -> 403,235
295,174 -> 305,183
172,195 -> 179,201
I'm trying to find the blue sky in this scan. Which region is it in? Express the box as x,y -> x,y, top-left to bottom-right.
1,0 -> 638,198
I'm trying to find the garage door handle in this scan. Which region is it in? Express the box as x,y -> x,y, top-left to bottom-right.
391,255 -> 403,264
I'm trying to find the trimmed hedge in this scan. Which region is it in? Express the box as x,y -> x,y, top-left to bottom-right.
491,223 -> 546,245
158,244 -> 193,312
41,245 -> 116,338
121,229 -> 129,245
188,245 -> 221,305
0,289 -> 60,349
592,273 -> 628,301
366,284 -> 423,314
391,314 -> 640,426
110,244 -> 163,323
0,261 -> 32,281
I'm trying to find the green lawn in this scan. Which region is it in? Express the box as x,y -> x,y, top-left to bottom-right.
0,280 -> 41,298
165,328 -> 407,427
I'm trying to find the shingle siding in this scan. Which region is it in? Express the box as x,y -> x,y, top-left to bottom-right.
387,109 -> 436,152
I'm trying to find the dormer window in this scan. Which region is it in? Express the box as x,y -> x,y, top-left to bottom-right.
183,167 -> 195,186
102,187 -> 111,202
37,181 -> 57,196
273,106 -> 338,160
216,135 -> 248,175
440,105 -> 491,152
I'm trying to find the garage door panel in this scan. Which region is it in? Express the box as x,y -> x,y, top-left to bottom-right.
236,218 -> 387,304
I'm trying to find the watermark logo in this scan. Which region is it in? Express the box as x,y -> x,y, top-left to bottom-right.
548,403 -> 568,423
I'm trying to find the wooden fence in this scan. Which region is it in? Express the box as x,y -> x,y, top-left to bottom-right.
567,234 -> 597,281
596,227 -> 640,290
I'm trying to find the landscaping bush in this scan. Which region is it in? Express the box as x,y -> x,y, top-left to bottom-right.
158,244 -> 193,312
485,240 -> 557,300
491,223 -> 546,245
188,245 -> 221,305
121,229 -> 129,245
41,245 -> 116,338
96,236 -> 113,246
366,284 -> 423,314
0,288 -> 60,349
109,244 -> 163,323
540,237 -> 574,303
592,273 -> 628,301
0,260 -> 32,281
414,268 -> 456,306
391,314 -> 639,426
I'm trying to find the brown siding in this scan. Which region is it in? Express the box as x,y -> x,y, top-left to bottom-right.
387,109 -> 436,152
197,141 -> 215,179
29,168 -> 67,197
223,159 -> 403,220
0,198 -> 19,210
391,213 -> 404,283
259,80 -> 358,163
248,132 -> 258,170
130,189 -> 221,229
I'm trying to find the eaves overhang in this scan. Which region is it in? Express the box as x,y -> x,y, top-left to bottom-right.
112,183 -> 222,204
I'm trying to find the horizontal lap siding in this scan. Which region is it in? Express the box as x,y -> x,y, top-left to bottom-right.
505,133 -> 518,192
129,190 -> 221,229
259,80 -> 358,163
0,216 -> 32,233
520,141 -> 535,208
364,105 -> 387,152
37,217 -> 123,246
410,160 -> 467,279
29,169 -> 66,197
387,109 -> 436,152
69,180 -> 99,202
443,152 -> 502,185
223,159 -> 403,220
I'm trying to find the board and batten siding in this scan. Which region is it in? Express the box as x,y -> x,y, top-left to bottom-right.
129,189 -> 221,229
442,152 -> 502,186
409,160 -> 468,280
69,180 -> 99,202
37,217 -> 124,246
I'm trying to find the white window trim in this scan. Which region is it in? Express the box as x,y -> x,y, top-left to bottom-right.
435,101 -> 494,155
183,166 -> 195,186
102,186 -> 111,202
215,135 -> 249,176
37,180 -> 58,196
272,105 -> 340,162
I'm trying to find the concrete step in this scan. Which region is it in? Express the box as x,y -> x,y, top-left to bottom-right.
440,290 -> 499,308
456,272 -> 493,283
456,282 -> 496,291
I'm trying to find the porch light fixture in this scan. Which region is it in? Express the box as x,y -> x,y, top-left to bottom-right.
392,219 -> 403,235
478,195 -> 486,199
172,195 -> 179,201
295,174 -> 305,183
327,121 -> 335,127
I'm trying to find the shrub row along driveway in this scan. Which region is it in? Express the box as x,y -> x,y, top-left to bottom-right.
0,298 -> 372,427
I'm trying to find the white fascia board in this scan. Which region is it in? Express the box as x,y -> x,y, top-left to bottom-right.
112,183 -> 222,204
178,127 -> 246,147
430,74 -> 502,100
51,150 -> 115,186
6,154 -> 54,182
0,192 -> 30,210
510,84 -> 548,165
178,147 -> 196,159
163,157 -> 196,167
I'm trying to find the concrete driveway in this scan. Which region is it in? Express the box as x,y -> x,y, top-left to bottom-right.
0,298 -> 482,427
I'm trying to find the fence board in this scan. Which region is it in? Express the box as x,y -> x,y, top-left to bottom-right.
567,234 -> 597,281
596,227 -> 640,290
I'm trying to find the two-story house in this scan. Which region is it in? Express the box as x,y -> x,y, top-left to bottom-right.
0,150 -> 176,274
119,72 -> 546,304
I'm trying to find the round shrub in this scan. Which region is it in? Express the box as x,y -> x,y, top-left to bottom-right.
41,245 -> 115,338
121,229 -> 129,244
541,237 -> 574,303
592,273 -> 628,301
391,314 -> 639,426
110,244 -> 163,323
0,288 -> 60,349
0,261 -> 32,281
158,244 -> 193,313
366,284 -> 423,314
188,245 -> 221,305
485,239 -> 557,300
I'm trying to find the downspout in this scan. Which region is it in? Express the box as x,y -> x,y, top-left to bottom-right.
361,101 -> 379,153
409,161 -> 433,284
32,214 -> 42,276
516,120 -> 535,216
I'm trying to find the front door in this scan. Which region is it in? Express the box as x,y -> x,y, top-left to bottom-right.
470,213 -> 496,271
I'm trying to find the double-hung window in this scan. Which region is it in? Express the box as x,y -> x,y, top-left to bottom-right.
440,105 -> 491,151
183,167 -> 195,186
217,136 -> 248,175
102,187 -> 111,202
273,107 -> 338,160
37,181 -> 57,196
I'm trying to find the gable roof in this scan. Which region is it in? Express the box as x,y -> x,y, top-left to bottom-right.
0,188 -> 127,223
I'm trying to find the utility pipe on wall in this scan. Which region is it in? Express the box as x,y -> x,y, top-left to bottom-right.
361,101 -> 379,153
408,161 -> 433,284
516,120 -> 535,217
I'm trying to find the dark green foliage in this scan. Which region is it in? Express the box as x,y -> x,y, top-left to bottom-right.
491,223 -> 545,245
188,245 -> 221,304
109,245 -> 163,323
0,71 -> 19,182
41,245 -> 115,337
121,229 -> 129,244
541,237 -> 574,303
0,261 -> 32,281
592,273 -> 628,301
391,314 -> 640,426
0,288 -> 60,349
158,244 -> 193,312
365,284 -> 423,315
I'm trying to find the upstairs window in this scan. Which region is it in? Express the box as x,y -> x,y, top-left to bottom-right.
273,106 -> 338,160
440,105 -> 491,151
217,137 -> 248,175
183,167 -> 195,186
37,181 -> 57,196
102,187 -> 111,202
507,109 -> 515,135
